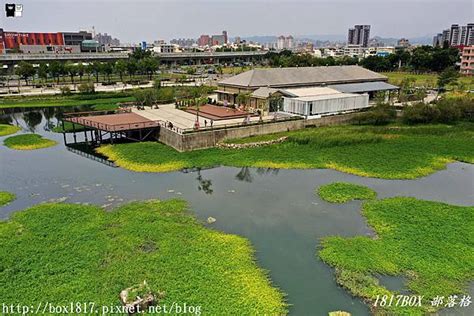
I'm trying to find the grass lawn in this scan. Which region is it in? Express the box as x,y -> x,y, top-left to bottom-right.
0,199 -> 286,314
384,72 -> 474,90
4,134 -> 57,150
318,182 -> 377,203
0,191 -> 15,207
318,191 -> 474,315
97,123 -> 474,179
0,124 -> 20,136
0,93 -> 133,109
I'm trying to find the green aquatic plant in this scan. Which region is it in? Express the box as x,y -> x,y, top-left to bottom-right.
4,134 -> 57,150
0,124 -> 20,137
97,123 -> 474,179
319,197 -> 474,315
0,191 -> 15,207
0,199 -> 286,314
317,182 -> 376,203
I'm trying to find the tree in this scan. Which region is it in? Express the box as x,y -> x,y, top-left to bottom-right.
77,63 -> 85,82
100,62 -> 114,83
78,82 -> 95,94
430,47 -> 459,72
115,60 -> 127,82
0,63 -> 4,85
16,61 -> 35,85
437,67 -> 459,95
37,63 -> 49,83
409,46 -> 434,72
89,62 -> 101,83
129,47 -> 152,60
360,56 -> 392,72
236,92 -> 251,109
48,61 -> 64,84
138,57 -> 159,80
65,62 -> 78,84
134,89 -> 157,108
126,60 -> 138,80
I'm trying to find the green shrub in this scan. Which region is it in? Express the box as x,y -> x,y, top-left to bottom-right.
59,86 -> 71,96
352,103 -> 397,126
436,101 -> 462,124
77,82 -> 95,94
402,102 -> 440,125
403,97 -> 474,124
452,97 -> 474,121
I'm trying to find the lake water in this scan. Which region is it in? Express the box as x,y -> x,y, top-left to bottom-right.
1,108 -> 473,316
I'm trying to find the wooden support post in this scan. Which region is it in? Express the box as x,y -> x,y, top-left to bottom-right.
72,123 -> 77,144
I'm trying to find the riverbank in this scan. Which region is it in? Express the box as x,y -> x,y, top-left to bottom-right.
97,123 -> 474,179
0,92 -> 133,109
0,199 -> 286,314
317,184 -> 474,315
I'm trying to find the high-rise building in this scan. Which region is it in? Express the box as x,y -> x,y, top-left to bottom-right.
449,24 -> 461,46
286,35 -> 294,49
94,33 -> 120,46
276,35 -> 295,50
197,31 -> 227,47
222,31 -> 228,44
466,23 -> 474,46
277,36 -> 286,50
170,38 -> 196,47
433,23 -> 474,47
397,38 -> 410,48
197,35 -> 210,47
347,25 -> 371,47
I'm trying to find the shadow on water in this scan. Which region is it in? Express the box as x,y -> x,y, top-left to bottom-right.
66,143 -> 117,168
0,106 -> 473,316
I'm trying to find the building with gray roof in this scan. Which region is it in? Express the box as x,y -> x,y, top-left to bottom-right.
216,65 -> 398,115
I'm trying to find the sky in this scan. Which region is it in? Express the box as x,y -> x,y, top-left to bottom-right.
1,0 -> 473,43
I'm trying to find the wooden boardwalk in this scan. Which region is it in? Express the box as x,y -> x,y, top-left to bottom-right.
65,112 -> 159,132
61,109 -> 160,144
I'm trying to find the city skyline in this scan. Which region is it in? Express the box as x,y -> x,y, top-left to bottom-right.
1,0 -> 472,43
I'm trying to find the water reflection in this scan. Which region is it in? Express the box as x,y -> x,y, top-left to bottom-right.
235,167 -> 280,183
23,111 -> 43,132
256,167 -> 280,176
196,168 -> 213,194
235,166 -> 253,182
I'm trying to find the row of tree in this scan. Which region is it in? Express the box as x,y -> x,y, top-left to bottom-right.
360,46 -> 460,73
267,50 -> 359,68
11,58 -> 159,86
268,46 -> 460,73
134,80 -> 214,108
2,48 -> 160,86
